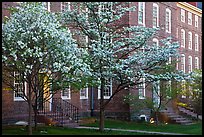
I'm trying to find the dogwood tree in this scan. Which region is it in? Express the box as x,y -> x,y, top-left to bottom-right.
61,2 -> 190,131
2,2 -> 91,135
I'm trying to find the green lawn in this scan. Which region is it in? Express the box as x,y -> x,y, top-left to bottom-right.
2,125 -> 148,135
2,118 -> 202,135
81,118 -> 202,135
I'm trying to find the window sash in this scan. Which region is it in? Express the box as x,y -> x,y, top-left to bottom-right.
98,79 -> 112,99
14,72 -> 26,101
61,2 -> 71,12
61,87 -> 71,99
80,88 -> 88,99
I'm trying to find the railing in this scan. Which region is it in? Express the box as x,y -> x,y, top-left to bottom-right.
38,98 -> 79,125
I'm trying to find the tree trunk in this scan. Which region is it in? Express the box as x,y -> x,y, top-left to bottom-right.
99,77 -> 105,132
28,80 -> 32,135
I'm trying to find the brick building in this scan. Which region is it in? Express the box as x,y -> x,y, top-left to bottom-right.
2,2 -> 202,125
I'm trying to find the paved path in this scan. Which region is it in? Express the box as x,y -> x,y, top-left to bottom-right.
76,126 -> 190,135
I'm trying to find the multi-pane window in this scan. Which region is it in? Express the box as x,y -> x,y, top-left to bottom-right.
152,80 -> 160,107
188,56 -> 192,73
195,57 -> 199,69
61,86 -> 71,99
165,8 -> 171,33
14,72 -> 26,101
61,2 -> 71,12
80,87 -> 88,99
153,38 -> 159,48
152,3 -> 159,28
43,2 -> 50,12
188,12 -> 192,25
188,31 -> 192,50
98,78 -> 112,99
138,2 -> 145,26
181,9 -> 185,22
195,34 -> 199,51
195,15 -> 198,27
181,80 -> 186,98
137,78 -> 145,99
181,54 -> 185,73
181,29 -> 185,48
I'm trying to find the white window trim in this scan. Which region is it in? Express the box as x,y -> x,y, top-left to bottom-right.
181,9 -> 185,23
80,87 -> 88,99
61,2 -> 71,12
61,86 -> 71,100
188,12 -> 192,25
188,56 -> 192,73
98,79 -> 112,99
165,8 -> 171,33
138,78 -> 146,99
195,15 -> 198,27
195,34 -> 199,51
188,31 -> 192,50
153,38 -> 159,47
14,72 -> 26,101
138,2 -> 145,26
153,3 -> 159,28
195,57 -> 199,69
181,29 -> 185,48
181,54 -> 185,73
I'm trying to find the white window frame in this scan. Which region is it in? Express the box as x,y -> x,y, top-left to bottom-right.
188,56 -> 192,73
152,3 -> 159,28
181,9 -> 185,22
195,57 -> 199,69
98,78 -> 112,99
138,2 -> 145,26
61,2 -> 71,12
153,38 -> 159,47
181,80 -> 186,98
181,29 -> 185,48
165,8 -> 171,33
80,87 -> 88,99
138,78 -> 146,99
14,72 -> 26,101
195,34 -> 199,51
195,15 -> 198,27
188,12 -> 192,25
188,31 -> 192,50
181,54 -> 185,73
61,86 -> 71,100
42,2 -> 50,12
152,80 -> 160,107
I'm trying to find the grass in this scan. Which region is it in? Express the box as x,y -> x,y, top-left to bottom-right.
2,118 -> 202,135
2,125 -> 148,135
80,118 -> 202,135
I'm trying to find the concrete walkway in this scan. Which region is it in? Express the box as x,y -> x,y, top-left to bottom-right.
76,126 -> 190,135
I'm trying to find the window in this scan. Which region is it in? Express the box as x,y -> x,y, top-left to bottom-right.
176,57 -> 179,70
61,2 -> 70,12
80,88 -> 88,99
181,54 -> 185,73
188,12 -> 192,25
181,29 -> 185,48
188,32 -> 192,50
195,57 -> 199,69
153,38 -> 159,47
61,86 -> 71,100
98,78 -> 112,99
195,15 -> 198,27
138,2 -> 145,26
152,3 -> 159,28
188,56 -> 192,73
14,72 -> 26,101
43,2 -> 50,12
195,34 -> 199,51
152,80 -> 160,107
165,8 -> 171,33
137,78 -> 145,99
181,9 -> 185,22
